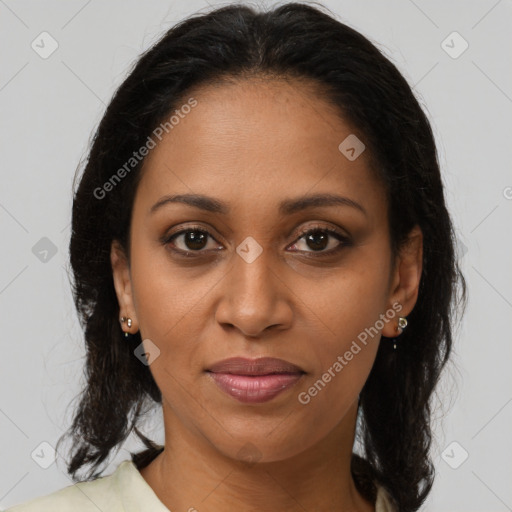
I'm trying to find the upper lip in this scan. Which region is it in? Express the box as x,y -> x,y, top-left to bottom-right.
207,357 -> 305,376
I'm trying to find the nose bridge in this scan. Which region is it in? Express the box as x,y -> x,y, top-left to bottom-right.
231,236 -> 278,305
216,236 -> 291,336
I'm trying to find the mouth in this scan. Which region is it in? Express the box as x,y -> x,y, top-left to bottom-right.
205,357 -> 306,403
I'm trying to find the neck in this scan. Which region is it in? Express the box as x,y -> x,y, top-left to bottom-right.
140,399 -> 374,512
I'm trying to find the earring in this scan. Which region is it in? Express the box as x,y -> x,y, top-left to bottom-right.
120,316 -> 132,338
396,316 -> 407,334
393,316 -> 408,350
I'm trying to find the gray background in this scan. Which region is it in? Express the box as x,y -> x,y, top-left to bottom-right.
1,0 -> 511,510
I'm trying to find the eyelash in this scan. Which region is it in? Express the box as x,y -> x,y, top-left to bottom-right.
162,224 -> 351,259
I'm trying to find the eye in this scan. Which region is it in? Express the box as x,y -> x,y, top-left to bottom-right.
288,226 -> 351,257
163,226 -> 222,255
162,224 -> 351,258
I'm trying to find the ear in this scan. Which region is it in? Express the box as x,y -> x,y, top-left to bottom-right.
111,239 -> 138,334
382,225 -> 423,338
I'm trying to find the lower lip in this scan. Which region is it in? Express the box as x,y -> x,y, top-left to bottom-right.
207,372 -> 304,403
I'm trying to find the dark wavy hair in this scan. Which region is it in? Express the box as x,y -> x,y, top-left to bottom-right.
56,2 -> 466,511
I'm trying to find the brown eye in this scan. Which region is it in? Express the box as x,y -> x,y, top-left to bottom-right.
165,227 -> 221,254
289,227 -> 351,257
303,230 -> 329,251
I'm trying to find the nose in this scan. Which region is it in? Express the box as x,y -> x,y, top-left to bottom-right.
215,248 -> 293,338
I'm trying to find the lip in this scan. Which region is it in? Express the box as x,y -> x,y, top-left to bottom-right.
207,356 -> 305,375
207,372 -> 305,403
206,357 -> 306,404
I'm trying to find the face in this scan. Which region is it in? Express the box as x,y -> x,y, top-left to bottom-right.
111,76 -> 422,464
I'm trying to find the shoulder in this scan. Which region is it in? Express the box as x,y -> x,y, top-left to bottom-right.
4,463 -> 124,512
375,484 -> 398,512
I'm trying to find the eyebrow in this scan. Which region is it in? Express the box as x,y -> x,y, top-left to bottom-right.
149,192 -> 367,217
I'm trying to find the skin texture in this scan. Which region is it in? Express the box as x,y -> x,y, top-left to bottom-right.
111,76 -> 423,512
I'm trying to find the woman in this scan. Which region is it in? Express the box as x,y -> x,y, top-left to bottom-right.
7,2 -> 466,511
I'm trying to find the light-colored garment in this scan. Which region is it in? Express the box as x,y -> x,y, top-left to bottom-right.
5,459 -> 396,511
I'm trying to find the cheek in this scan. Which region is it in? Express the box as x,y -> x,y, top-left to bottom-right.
297,299 -> 383,427
129,242 -> 205,338
297,254 -> 391,406
128,243 -> 223,392
303,255 -> 391,346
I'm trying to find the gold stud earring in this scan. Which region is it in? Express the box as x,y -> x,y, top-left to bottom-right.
393,316 -> 408,349
396,316 -> 407,334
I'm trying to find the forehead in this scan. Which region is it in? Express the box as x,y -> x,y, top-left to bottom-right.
135,76 -> 383,215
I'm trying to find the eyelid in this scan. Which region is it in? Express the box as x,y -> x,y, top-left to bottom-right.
161,223 -> 220,243
293,222 -> 348,241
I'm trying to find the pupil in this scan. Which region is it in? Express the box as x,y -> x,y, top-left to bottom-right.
185,231 -> 207,250
307,230 -> 328,251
